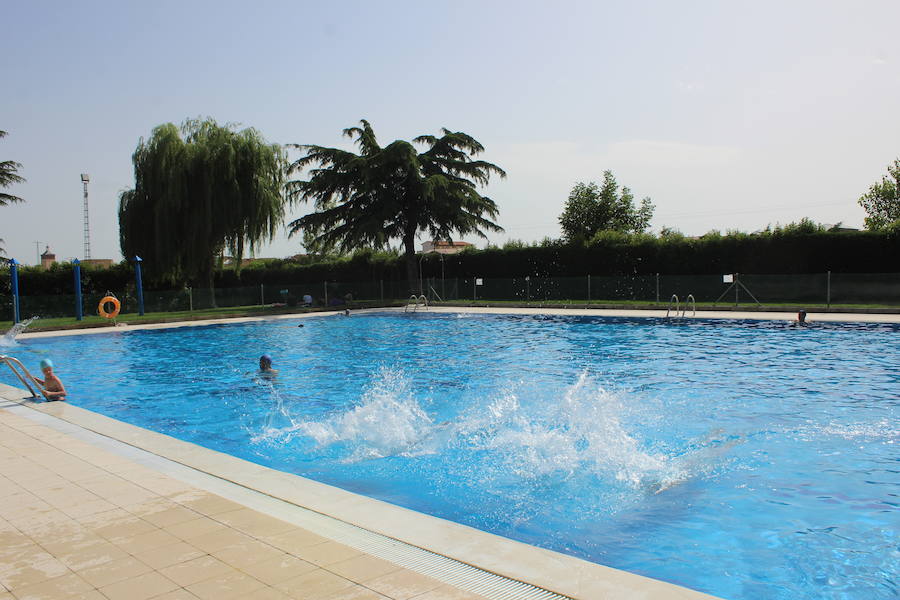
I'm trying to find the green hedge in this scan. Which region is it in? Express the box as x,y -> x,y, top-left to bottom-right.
0,261 -> 139,298
2,229 -> 898,297
427,229 -> 899,279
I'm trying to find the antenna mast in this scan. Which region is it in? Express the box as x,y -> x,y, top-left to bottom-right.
81,174 -> 91,260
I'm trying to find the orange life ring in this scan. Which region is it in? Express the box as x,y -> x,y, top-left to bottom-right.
98,296 -> 121,319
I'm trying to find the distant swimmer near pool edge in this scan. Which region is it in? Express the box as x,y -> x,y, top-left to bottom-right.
788,309 -> 813,327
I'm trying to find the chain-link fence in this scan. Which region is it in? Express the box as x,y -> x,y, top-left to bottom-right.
438,273 -> 900,306
2,272 -> 898,321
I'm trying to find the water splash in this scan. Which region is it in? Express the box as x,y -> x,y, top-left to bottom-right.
0,316 -> 39,347
253,367 -> 711,500
257,367 -> 435,460
244,378 -> 301,444
452,372 -> 688,493
262,381 -> 295,430
819,419 -> 899,441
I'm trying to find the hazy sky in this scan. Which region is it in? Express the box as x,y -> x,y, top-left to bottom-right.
2,0 -> 899,265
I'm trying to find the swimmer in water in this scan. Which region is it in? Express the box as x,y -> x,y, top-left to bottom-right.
797,309 -> 808,325
258,354 -> 278,375
34,359 -> 67,401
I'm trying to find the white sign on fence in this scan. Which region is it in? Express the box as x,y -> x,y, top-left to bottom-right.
475,278 -> 483,286
723,274 -> 734,283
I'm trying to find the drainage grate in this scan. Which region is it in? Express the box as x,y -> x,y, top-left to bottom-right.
269,499 -> 572,600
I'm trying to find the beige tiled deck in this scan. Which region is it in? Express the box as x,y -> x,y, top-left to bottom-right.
0,408 -> 482,600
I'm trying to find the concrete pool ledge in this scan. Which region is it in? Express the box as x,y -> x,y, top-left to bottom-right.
420,305 -> 900,323
14,308 -> 354,339
12,304 -> 900,343
0,383 -> 719,600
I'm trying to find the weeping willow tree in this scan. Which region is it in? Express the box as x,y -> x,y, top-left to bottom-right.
119,119 -> 286,304
286,120 -> 505,286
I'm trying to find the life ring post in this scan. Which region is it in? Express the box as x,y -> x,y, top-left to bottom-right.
98,294 -> 121,321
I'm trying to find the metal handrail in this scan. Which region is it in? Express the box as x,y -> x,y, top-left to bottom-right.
683,294 -> 696,317
404,295 -> 429,312
665,294 -> 679,318
0,355 -> 42,398
429,285 -> 443,302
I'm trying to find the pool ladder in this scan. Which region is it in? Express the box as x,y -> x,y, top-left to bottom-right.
404,294 -> 428,312
665,294 -> 696,318
0,355 -> 42,398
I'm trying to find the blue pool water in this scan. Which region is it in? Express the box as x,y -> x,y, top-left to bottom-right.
2,312 -> 898,600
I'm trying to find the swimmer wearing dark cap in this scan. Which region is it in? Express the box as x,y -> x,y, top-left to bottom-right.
258,354 -> 278,375
789,309 -> 811,327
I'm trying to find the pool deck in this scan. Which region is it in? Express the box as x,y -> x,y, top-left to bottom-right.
7,305 -> 892,600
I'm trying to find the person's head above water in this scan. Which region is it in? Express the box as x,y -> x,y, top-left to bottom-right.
798,309 -> 807,323
40,358 -> 54,372
258,354 -> 278,375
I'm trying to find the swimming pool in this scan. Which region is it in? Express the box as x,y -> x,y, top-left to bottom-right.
3,311 -> 898,600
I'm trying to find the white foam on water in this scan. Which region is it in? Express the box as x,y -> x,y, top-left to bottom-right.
453,372 -> 688,492
819,419 -> 899,441
0,316 -> 39,347
247,380 -> 306,444
262,381 -> 294,430
253,368 -> 715,497
258,367 -> 435,459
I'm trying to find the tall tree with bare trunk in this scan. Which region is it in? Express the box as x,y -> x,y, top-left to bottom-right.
286,120 -> 505,286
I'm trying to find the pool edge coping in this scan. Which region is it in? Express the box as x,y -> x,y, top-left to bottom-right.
0,382 -> 718,600
11,304 -> 900,343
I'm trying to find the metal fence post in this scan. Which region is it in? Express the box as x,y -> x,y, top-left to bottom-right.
324,281 -> 328,306
9,258 -> 20,323
133,256 -> 145,316
587,274 -> 591,302
188,287 -> 193,312
380,279 -> 384,303
260,284 -> 264,306
656,273 -> 660,304
73,259 -> 83,321
826,271 -> 831,308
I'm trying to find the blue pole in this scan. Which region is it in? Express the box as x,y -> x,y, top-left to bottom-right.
73,259 -> 83,321
134,256 -> 145,316
9,259 -> 20,324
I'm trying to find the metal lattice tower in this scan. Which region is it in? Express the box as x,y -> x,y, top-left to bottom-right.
81,174 -> 91,260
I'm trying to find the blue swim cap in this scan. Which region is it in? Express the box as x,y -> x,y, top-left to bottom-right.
40,358 -> 53,370
260,354 -> 272,363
